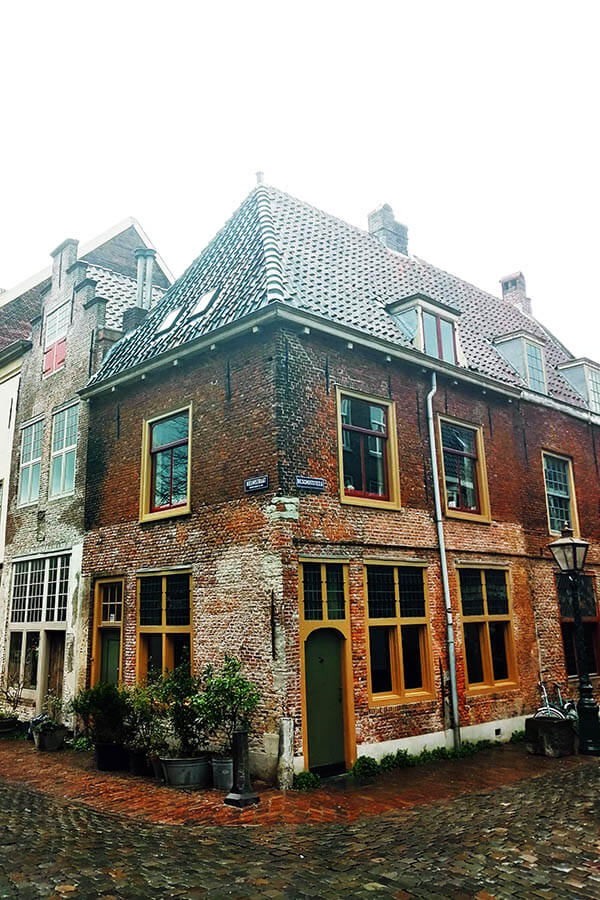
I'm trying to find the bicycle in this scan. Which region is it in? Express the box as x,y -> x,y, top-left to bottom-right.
534,680 -> 578,721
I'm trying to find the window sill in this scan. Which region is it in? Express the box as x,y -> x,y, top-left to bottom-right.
445,508 -> 491,524
466,680 -> 519,697
42,365 -> 65,380
139,503 -> 191,524
16,501 -> 38,510
340,493 -> 401,512
368,690 -> 435,709
48,491 -> 75,502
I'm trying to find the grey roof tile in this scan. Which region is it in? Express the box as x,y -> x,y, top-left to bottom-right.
87,265 -> 165,330
87,186 -> 588,410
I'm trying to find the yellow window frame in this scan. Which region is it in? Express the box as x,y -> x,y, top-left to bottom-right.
136,570 -> 193,682
437,414 -> 491,524
139,404 -> 192,524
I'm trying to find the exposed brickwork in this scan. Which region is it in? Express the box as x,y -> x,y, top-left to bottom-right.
82,323 -> 600,766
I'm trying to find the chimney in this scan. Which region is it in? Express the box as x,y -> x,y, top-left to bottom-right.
122,305 -> 148,333
500,271 -> 531,316
134,248 -> 157,309
368,204 -> 408,255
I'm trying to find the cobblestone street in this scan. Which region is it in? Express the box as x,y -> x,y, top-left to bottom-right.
1,751 -> 600,899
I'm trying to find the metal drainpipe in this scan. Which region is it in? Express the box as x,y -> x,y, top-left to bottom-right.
426,371 -> 461,750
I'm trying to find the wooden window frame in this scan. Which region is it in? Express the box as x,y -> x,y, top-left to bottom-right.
91,578 -> 125,686
10,555 -> 70,625
336,387 -> 401,511
437,415 -> 491,524
524,340 -> 547,393
139,405 -> 192,523
136,571 -> 193,682
298,559 -> 356,771
49,403 -> 79,499
422,310 -> 457,364
43,301 -> 70,377
542,451 -> 580,537
364,560 -> 434,707
457,566 -> 518,696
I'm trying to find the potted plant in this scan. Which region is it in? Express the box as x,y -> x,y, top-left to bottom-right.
33,691 -> 67,751
199,656 -> 260,792
0,671 -> 26,734
124,683 -> 168,776
158,664 -> 211,788
70,682 -> 129,771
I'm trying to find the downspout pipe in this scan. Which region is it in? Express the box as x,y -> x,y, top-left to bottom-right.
426,371 -> 461,750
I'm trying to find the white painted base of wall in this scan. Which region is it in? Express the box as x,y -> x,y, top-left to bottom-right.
293,715 -> 528,772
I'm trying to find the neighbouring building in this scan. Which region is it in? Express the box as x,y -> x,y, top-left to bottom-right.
0,221 -> 172,714
73,183 -> 600,780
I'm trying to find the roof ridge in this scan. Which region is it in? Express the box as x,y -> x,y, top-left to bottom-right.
254,185 -> 288,304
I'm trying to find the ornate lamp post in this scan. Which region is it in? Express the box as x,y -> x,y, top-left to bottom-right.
548,524 -> 600,755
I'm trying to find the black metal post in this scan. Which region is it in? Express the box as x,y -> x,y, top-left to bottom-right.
224,728 -> 259,807
570,572 -> 600,755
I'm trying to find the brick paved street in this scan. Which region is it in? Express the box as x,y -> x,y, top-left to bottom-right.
1,747 -> 600,898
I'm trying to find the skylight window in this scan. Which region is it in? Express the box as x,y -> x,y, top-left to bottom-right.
190,288 -> 217,318
157,307 -> 181,334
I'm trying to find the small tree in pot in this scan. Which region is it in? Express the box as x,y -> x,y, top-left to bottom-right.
124,683 -> 168,777
70,682 -> 129,771
157,664 -> 211,788
196,656 -> 260,791
33,691 -> 67,751
0,670 -> 27,734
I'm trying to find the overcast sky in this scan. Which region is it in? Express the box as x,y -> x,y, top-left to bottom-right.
2,1 -> 599,358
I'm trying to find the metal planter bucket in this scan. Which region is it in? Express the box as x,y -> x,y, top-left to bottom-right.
33,726 -> 67,752
211,757 -> 234,791
160,756 -> 211,789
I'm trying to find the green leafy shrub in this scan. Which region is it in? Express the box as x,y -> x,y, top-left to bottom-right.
351,755 -> 379,783
194,656 -> 260,756
379,753 -> 398,772
394,748 -> 416,768
156,664 -> 207,758
293,770 -> 321,791
70,682 -> 129,745
510,729 -> 526,743
67,735 -> 93,752
124,683 -> 168,756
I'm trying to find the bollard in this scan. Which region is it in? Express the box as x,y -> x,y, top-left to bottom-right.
224,728 -> 259,807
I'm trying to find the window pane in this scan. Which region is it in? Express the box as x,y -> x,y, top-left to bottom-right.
57,556 -> 69,622
561,623 -> 577,676
584,623 -> 598,675
442,422 -> 476,456
63,450 -> 76,492
588,368 -> 600,414
29,463 -> 40,503
171,634 -> 191,671
326,565 -> 345,619
485,570 -> 509,615
526,342 -> 546,392
342,428 -> 363,493
139,577 -> 162,626
27,559 -> 45,622
423,312 -> 439,357
401,625 -> 423,689
52,410 -> 66,453
439,319 -> 456,364
459,569 -> 484,616
19,467 -> 30,505
464,622 -> 484,684
364,435 -> 386,496
151,413 -> 188,451
557,574 -> 596,618
544,455 -> 571,532
443,452 -> 477,511
171,443 -> 188,505
11,562 -> 28,623
488,622 -> 509,681
397,568 -> 425,617
152,449 -> 172,508
143,634 -> 163,679
50,456 -> 63,496
302,563 -> 322,620
366,566 -> 396,618
8,632 -> 22,682
21,426 -> 33,464
46,557 -> 58,622
23,632 -> 40,689
369,626 -> 393,693
65,405 -> 79,446
165,574 -> 191,625
101,582 -> 123,623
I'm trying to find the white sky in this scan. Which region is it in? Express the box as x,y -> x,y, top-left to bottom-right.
2,1 -> 599,358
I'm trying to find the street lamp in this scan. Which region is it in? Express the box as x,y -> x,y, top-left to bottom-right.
548,524 -> 600,755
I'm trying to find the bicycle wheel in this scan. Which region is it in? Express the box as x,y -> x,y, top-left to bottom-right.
533,706 -> 567,719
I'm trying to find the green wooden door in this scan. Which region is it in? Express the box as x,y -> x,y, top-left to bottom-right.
100,630 -> 121,684
305,629 -> 345,773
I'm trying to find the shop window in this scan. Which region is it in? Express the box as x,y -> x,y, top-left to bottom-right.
49,403 -> 79,497
18,419 -> 43,506
557,573 -> 599,677
365,564 -> 432,704
43,301 -> 69,375
139,407 -> 192,522
439,418 -> 490,521
337,389 -> 400,510
458,568 -> 517,691
137,572 -> 192,681
543,453 -> 578,535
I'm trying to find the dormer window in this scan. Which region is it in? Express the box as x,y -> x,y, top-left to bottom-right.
493,331 -> 547,394
157,306 -> 181,334
387,293 -> 462,366
557,359 -> 600,413
190,288 -> 217,319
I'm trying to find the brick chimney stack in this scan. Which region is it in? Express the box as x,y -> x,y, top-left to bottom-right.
500,271 -> 532,316
368,204 -> 408,255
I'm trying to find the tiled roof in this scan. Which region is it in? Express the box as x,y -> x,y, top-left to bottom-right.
87,186 -> 586,409
0,287 -> 43,355
86,265 -> 165,330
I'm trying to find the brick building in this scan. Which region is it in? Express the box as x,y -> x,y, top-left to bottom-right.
79,184 -> 600,781
0,221 -> 172,713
